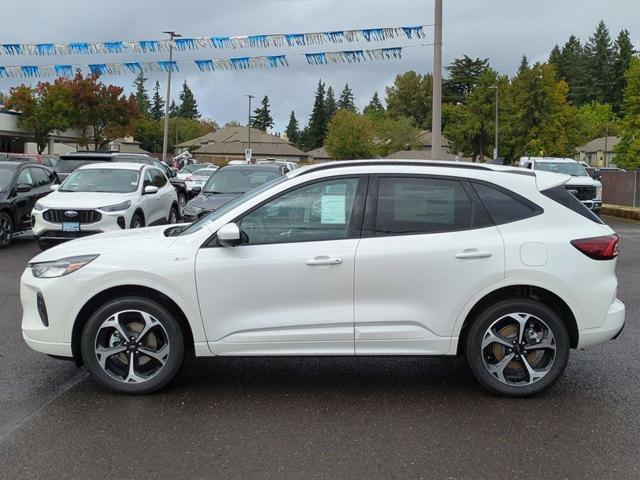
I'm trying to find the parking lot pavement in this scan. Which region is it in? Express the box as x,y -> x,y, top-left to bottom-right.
0,218 -> 638,479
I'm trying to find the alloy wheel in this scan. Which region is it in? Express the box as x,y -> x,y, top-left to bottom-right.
0,216 -> 12,245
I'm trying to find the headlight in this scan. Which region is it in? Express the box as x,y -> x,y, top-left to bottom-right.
29,255 -> 99,278
596,184 -> 602,201
185,203 -> 203,213
33,201 -> 45,211
99,200 -> 131,212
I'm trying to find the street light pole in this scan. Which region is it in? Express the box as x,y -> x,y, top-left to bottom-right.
431,0 -> 443,160
490,85 -> 499,160
161,31 -> 181,164
246,94 -> 254,163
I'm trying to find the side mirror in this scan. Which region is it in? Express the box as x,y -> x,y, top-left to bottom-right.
16,183 -> 32,193
169,170 -> 177,178
50,184 -> 60,191
191,186 -> 202,195
144,185 -> 159,195
217,222 -> 241,246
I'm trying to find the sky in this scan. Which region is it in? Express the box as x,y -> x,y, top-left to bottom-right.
0,0 -> 639,132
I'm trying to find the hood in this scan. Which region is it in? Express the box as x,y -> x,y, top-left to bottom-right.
39,191 -> 135,209
190,192 -> 241,211
28,225 -> 179,263
564,176 -> 599,187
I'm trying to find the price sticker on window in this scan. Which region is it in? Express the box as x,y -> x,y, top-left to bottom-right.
321,194 -> 346,224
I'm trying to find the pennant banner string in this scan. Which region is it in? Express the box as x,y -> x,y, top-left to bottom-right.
0,24 -> 430,56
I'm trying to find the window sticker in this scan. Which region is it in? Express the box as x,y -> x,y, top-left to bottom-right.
321,194 -> 346,224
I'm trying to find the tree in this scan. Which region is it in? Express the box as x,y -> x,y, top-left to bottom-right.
584,20 -> 614,104
548,45 -> 562,68
5,80 -> 72,153
385,71 -> 432,128
132,71 -> 150,117
306,80 -> 327,150
613,58 -> 640,169
517,55 -> 530,75
224,120 -> 242,128
337,83 -> 357,112
169,100 -> 178,117
133,116 -> 216,153
373,116 -> 419,157
250,95 -> 274,131
63,72 -> 137,150
324,86 -> 337,120
177,81 -> 200,119
612,29 -> 636,113
150,81 -> 165,120
444,55 -> 489,104
325,110 -> 375,159
363,91 -> 385,120
576,101 -> 618,144
285,111 -> 300,145
557,35 -> 588,105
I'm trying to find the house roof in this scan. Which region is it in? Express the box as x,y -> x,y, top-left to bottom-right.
416,130 -> 452,148
307,146 -> 331,160
576,136 -> 620,153
178,126 -> 289,148
110,138 -> 150,154
195,141 -> 306,157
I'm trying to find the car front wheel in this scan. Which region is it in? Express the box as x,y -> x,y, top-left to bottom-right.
80,297 -> 184,394
0,212 -> 13,248
465,299 -> 570,397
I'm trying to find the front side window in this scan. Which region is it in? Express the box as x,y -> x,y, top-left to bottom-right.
374,177 -> 473,235
151,169 -> 167,188
60,169 -> 140,193
239,178 -> 360,245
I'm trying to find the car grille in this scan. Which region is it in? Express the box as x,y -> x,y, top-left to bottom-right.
565,185 -> 596,201
43,209 -> 102,224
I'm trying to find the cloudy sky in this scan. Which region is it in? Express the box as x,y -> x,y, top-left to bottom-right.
1,0 -> 639,131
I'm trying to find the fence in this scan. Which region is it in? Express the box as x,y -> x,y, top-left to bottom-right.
601,170 -> 639,208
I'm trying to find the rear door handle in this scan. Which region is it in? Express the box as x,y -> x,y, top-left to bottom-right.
455,249 -> 492,259
306,256 -> 343,266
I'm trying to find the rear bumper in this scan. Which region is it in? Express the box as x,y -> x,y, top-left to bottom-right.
578,298 -> 625,348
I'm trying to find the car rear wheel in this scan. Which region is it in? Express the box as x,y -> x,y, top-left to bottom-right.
130,213 -> 144,229
80,297 -> 184,394
465,299 -> 569,397
168,205 -> 179,224
0,212 -> 13,248
177,193 -> 186,217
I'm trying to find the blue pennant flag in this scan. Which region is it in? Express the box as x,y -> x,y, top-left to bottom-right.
21,66 -> 39,77
248,35 -> 268,48
195,60 -> 214,72
158,61 -> 178,72
230,57 -> 251,69
402,26 -> 425,39
342,50 -> 365,62
175,38 -> 197,50
68,42 -> 90,54
103,42 -> 124,53
88,64 -> 108,76
54,65 -> 73,77
2,44 -> 24,55
36,43 -> 55,55
305,52 -> 326,65
362,28 -> 385,41
267,55 -> 287,68
382,47 -> 402,58
0,66 -> 7,77
123,62 -> 142,73
285,34 -> 305,46
210,36 -> 230,49
325,31 -> 345,43
138,40 -> 160,53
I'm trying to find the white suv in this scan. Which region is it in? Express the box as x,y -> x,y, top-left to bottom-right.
21,160 -> 625,396
32,162 -> 179,249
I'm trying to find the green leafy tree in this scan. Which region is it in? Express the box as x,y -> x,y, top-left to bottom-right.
150,81 -> 165,120
576,101 -> 618,143
306,80 -> 327,150
444,55 -> 489,104
385,71 -> 432,128
325,110 -> 375,160
324,86 -> 337,120
363,91 -> 385,120
337,83 -> 357,112
250,95 -> 274,131
224,120 -> 242,127
132,71 -> 150,117
557,35 -> 588,105
5,80 -> 73,153
177,81 -> 200,119
285,111 -> 300,145
584,20 -> 614,104
133,117 -> 216,153
612,29 -> 636,113
373,115 -> 419,157
613,57 -> 640,169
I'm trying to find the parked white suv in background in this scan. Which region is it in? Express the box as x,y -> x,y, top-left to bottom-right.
21,160 -> 624,396
32,162 -> 179,249
520,157 -> 602,213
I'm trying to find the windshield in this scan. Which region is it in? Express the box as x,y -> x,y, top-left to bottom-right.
180,175 -> 287,236
180,164 -> 204,173
192,169 -> 216,178
203,168 -> 282,194
60,168 -> 140,193
535,161 -> 588,177
55,159 -> 106,173
0,167 -> 15,191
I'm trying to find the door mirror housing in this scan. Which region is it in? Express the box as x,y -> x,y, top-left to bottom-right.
191,186 -> 202,195
50,184 -> 59,191
16,183 -> 32,193
217,222 -> 241,246
144,185 -> 159,195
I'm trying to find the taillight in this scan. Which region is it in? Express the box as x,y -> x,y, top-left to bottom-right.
571,234 -> 619,260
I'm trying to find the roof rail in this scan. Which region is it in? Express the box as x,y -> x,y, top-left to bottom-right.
292,159 -> 495,176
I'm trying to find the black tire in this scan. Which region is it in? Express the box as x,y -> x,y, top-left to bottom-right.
37,239 -> 54,251
130,212 -> 144,229
465,299 -> 570,397
0,211 -> 13,248
168,204 -> 179,224
80,296 -> 185,394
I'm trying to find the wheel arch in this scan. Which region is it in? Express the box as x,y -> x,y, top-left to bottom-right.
456,284 -> 579,355
71,285 -> 195,366
133,208 -> 145,225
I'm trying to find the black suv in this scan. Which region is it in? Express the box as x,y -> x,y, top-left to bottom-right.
0,161 -> 56,248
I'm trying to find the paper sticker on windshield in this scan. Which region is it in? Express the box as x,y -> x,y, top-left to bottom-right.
321,194 -> 346,224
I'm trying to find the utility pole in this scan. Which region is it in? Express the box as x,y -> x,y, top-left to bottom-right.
490,85 -> 499,161
161,31 -> 181,164
246,94 -> 255,163
431,0 -> 443,160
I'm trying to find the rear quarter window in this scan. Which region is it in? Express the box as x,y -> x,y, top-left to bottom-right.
541,186 -> 604,224
472,182 -> 542,225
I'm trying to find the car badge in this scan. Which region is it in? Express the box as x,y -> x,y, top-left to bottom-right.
64,211 -> 79,217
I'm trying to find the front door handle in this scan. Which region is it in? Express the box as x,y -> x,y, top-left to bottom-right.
455,249 -> 492,259
306,256 -> 343,266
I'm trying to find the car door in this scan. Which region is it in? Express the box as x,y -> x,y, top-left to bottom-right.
151,168 -> 173,221
12,167 -> 38,231
139,168 -> 159,224
195,175 -> 367,355
354,174 -> 505,355
28,166 -> 53,201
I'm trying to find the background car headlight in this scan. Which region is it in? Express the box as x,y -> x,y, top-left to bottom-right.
99,201 -> 131,212
29,255 -> 99,278
596,184 -> 603,201
33,201 -> 45,211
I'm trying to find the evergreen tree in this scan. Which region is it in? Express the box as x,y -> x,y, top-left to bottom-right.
132,71 -> 150,116
177,81 -> 200,119
517,55 -> 530,75
337,83 -> 357,112
169,100 -> 178,117
612,29 -> 636,113
584,20 -> 614,104
325,86 -> 337,120
444,55 -> 490,104
363,91 -> 385,120
150,81 -> 165,120
250,95 -> 274,131
613,57 -> 640,169
306,80 -> 327,149
285,111 -> 300,145
558,35 -> 588,105
385,71 -> 433,128
224,120 -> 242,128
548,45 -> 562,69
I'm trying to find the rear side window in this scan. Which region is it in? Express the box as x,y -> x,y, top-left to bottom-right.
375,177 -> 473,235
29,167 -> 50,186
542,186 -> 604,224
473,182 -> 541,225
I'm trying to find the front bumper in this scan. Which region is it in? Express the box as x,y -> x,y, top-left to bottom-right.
33,210 -> 128,244
578,298 -> 625,348
581,199 -> 602,211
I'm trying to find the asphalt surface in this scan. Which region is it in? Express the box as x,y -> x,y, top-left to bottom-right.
0,218 -> 638,479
